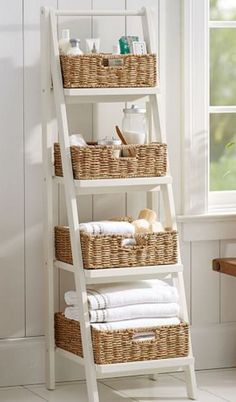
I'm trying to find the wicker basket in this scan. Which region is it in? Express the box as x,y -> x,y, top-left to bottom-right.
54,143 -> 167,180
60,54 -> 157,88
55,313 -> 189,364
54,224 -> 178,269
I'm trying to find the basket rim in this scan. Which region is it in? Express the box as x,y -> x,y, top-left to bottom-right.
55,313 -> 189,334
55,142 -> 167,149
60,53 -> 157,59
55,225 -> 178,240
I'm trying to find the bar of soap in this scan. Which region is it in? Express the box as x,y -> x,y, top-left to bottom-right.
132,219 -> 150,234
150,221 -> 164,233
138,208 -> 157,224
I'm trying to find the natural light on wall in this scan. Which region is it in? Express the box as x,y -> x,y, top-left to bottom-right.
209,0 -> 236,202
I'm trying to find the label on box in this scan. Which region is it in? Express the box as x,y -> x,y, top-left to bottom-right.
108,58 -> 124,67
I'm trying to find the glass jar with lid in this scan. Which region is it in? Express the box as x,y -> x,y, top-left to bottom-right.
122,104 -> 147,144
98,136 -> 121,158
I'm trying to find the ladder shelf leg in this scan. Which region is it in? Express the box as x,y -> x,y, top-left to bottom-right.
49,9 -> 99,402
148,94 -> 197,397
41,7 -> 56,390
184,363 -> 197,400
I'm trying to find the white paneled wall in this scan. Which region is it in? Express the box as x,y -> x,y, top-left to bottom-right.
0,1 -> 24,338
192,241 -> 220,325
179,220 -> 236,369
0,0 -> 236,387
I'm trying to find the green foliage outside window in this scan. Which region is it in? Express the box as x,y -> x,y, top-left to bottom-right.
210,0 -> 236,191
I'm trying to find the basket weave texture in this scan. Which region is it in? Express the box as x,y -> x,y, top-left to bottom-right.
60,54 -> 157,88
54,224 -> 178,269
54,143 -> 167,180
55,313 -> 189,364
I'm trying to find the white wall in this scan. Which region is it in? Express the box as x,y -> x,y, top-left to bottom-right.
0,0 -> 236,386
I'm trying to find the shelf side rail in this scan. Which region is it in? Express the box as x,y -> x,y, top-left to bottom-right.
41,6 -> 56,391
55,9 -> 145,17
48,7 -> 99,402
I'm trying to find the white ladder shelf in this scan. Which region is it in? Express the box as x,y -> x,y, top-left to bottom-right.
41,6 -> 197,402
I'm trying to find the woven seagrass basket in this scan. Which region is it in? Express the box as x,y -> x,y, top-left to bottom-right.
54,223 -> 178,269
54,143 -> 167,180
55,313 -> 189,364
60,54 -> 157,88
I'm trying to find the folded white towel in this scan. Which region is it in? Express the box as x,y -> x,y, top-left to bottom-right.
64,280 -> 179,310
92,317 -> 181,331
69,134 -> 88,147
79,221 -> 135,236
65,303 -> 179,323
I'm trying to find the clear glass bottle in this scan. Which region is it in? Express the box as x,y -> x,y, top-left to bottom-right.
122,105 -> 147,144
59,29 -> 70,55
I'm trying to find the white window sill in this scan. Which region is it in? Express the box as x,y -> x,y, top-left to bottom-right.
177,210 -> 236,223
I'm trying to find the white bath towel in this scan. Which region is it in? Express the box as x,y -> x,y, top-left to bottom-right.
64,280 -> 179,310
79,220 -> 135,236
65,303 -> 179,323
91,317 -> 181,331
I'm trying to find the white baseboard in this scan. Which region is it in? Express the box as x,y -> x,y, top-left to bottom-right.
1,324 -> 236,386
192,323 -> 236,369
0,336 -> 85,387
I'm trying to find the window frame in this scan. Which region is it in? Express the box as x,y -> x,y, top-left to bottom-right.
183,0 -> 236,214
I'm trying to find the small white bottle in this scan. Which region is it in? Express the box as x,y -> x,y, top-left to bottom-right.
59,29 -> 70,55
67,39 -> 83,56
112,44 -> 120,55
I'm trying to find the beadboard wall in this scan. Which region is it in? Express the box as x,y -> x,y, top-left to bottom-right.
0,0 -> 236,386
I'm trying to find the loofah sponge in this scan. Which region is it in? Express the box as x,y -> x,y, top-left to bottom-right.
132,219 -> 150,234
138,208 -> 157,224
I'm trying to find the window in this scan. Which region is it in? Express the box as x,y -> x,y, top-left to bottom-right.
209,0 -> 236,208
183,0 -> 236,214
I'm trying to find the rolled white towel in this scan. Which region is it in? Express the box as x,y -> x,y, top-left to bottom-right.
64,280 -> 179,310
65,303 -> 180,323
79,220 -> 135,236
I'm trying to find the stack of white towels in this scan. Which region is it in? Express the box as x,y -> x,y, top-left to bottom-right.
64,279 -> 180,331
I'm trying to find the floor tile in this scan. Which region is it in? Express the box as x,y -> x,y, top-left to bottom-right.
173,369 -> 236,402
0,386 -> 45,402
26,381 -> 134,402
102,374 -> 227,401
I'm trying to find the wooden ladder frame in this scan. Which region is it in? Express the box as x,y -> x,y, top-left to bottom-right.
41,6 -> 197,402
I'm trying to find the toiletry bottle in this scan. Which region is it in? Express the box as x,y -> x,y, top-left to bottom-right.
59,29 -> 70,55
67,39 -> 83,55
112,44 -> 120,55
86,38 -> 100,54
